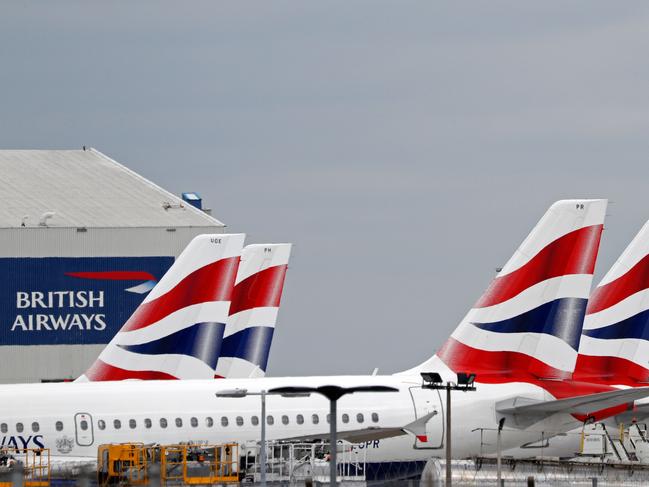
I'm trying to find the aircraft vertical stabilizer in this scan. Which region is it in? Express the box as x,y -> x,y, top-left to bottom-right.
403,199 -> 607,381
78,234 -> 245,381
214,243 -> 292,378
576,221 -> 649,385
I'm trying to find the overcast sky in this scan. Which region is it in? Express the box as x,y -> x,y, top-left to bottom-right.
1,2 -> 649,376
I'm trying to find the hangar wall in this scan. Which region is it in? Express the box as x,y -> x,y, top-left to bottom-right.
0,149 -> 225,383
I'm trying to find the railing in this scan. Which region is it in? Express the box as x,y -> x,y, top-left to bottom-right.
160,444 -> 239,485
0,448 -> 50,487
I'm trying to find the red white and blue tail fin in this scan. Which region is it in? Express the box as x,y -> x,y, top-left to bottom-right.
214,243 -> 292,378
78,234 -> 245,381
403,200 -> 607,381
575,221 -> 649,385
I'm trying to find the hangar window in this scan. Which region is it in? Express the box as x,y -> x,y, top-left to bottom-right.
267,415 -> 274,426
31,422 -> 40,433
296,414 -> 304,425
342,414 -> 349,424
160,418 -> 168,429
282,415 -> 289,425
251,416 -> 259,426
129,419 -> 136,429
221,416 -> 229,427
0,424 -> 7,433
356,413 -> 364,424
144,418 -> 152,429
113,420 -> 121,430
16,423 -> 24,433
190,417 -> 198,428
80,420 -> 88,431
97,420 -> 105,430
312,414 -> 319,425
206,417 -> 214,428
175,418 -> 183,428
372,413 -> 379,423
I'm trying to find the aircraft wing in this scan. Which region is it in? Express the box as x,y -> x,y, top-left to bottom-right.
496,386 -> 649,428
273,411 -> 437,444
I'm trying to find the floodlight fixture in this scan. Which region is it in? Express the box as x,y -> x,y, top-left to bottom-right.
420,372 -> 443,386
457,372 -> 477,388
418,372 -> 478,487
214,388 -> 248,398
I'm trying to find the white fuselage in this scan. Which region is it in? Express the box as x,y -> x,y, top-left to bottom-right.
0,375 -> 584,464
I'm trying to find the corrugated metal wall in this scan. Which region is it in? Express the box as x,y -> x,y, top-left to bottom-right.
0,226 -> 223,383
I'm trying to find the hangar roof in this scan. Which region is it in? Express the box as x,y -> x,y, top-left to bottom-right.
0,148 -> 225,228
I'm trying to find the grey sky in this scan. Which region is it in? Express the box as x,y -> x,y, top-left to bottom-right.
1,2 -> 649,375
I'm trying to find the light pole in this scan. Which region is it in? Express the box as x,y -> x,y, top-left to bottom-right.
496,417 -> 505,487
268,385 -> 398,486
420,372 -> 477,487
215,389 -> 273,486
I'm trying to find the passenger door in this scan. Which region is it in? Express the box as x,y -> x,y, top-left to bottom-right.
74,412 -> 94,446
408,386 -> 444,449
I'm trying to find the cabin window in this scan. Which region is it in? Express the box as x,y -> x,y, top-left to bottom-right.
251,416 -> 259,426
356,413 -> 364,424
267,415 -> 274,426
221,417 -> 229,427
296,414 -> 304,425
175,418 -> 182,428
0,424 -> 7,433
16,423 -> 24,433
144,419 -> 152,429
206,417 -> 214,428
160,418 -> 168,429
282,415 -> 289,425
31,422 -> 40,433
98,420 -> 105,430
80,420 -> 89,431
326,414 -> 330,424
190,417 -> 198,428
114,419 -> 121,430
129,419 -> 136,429
236,416 -> 244,427
342,414 -> 349,424
372,413 -> 379,423
312,414 -> 319,425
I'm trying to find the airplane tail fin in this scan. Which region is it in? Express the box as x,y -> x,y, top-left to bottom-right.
78,234 -> 245,381
214,243 -> 292,378
403,200 -> 607,381
576,221 -> 649,385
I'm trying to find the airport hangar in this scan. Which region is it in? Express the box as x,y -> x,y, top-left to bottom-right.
0,148 -> 225,383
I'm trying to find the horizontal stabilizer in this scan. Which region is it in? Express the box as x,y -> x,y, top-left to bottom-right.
275,411 -> 438,444
496,386 -> 649,428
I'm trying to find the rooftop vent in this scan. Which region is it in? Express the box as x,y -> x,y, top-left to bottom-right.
181,192 -> 202,210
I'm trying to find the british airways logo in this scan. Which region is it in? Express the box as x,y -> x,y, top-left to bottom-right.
12,291 -> 107,332
1,257 -> 174,345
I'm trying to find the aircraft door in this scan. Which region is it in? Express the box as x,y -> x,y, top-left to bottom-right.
409,386 -> 444,449
74,412 -> 94,446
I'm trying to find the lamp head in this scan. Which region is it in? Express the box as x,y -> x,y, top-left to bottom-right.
456,372 -> 476,387
420,372 -> 443,386
215,388 -> 248,398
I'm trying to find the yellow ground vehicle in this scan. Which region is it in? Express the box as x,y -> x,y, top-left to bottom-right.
97,443 -> 238,485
